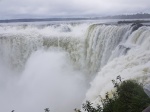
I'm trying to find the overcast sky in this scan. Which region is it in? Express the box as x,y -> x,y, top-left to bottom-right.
0,0 -> 150,19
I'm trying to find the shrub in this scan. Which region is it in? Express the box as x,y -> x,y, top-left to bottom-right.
75,76 -> 150,112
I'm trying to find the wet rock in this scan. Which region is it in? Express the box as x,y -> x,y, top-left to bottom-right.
131,23 -> 143,32
144,84 -> 150,98
142,106 -> 150,112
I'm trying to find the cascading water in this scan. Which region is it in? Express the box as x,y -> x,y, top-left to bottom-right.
84,24 -> 131,74
0,24 -> 88,71
0,23 -> 89,112
85,25 -> 150,105
0,21 -> 150,111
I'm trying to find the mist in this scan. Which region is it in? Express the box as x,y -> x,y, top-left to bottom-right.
0,50 -> 88,112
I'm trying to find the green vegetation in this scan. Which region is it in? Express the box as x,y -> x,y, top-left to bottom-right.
75,76 -> 150,112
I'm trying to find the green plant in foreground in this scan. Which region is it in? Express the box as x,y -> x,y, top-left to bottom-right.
75,76 -> 150,112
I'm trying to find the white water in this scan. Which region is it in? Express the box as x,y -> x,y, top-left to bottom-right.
0,50 -> 87,112
0,22 -> 150,111
0,23 -> 89,70
0,23 -> 89,112
84,24 -> 131,74
85,26 -> 150,105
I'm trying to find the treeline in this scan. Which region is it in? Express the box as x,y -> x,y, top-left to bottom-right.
101,13 -> 150,19
1,13 -> 150,23
0,18 -> 90,23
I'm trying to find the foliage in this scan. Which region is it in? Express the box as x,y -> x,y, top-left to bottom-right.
75,76 -> 150,112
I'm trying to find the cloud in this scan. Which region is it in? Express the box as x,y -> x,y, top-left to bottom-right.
0,0 -> 150,19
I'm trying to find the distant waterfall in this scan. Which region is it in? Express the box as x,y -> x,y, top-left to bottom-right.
0,35 -> 83,70
0,24 -> 87,71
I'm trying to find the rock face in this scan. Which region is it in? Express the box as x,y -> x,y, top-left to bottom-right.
131,22 -> 143,32
142,106 -> 150,112
142,84 -> 150,112
144,84 -> 150,98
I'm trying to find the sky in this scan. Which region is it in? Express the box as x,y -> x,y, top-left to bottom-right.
0,0 -> 150,19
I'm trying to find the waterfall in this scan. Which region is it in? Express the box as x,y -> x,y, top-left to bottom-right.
84,24 -> 131,74
0,24 -> 88,71
0,22 -> 150,111
0,23 -> 149,78
85,25 -> 150,105
0,23 -> 149,75
0,23 -> 89,112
